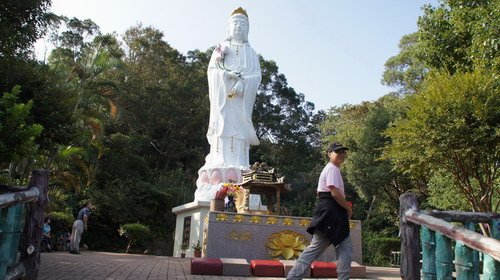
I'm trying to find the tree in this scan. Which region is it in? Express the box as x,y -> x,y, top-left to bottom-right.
38,18 -> 124,213
0,86 -> 43,181
0,0 -> 53,58
384,69 -> 499,213
417,0 -> 499,72
382,0 -> 499,94
380,0 -> 499,215
382,33 -> 427,95
119,25 -> 208,172
0,0 -> 55,182
83,25 -> 210,253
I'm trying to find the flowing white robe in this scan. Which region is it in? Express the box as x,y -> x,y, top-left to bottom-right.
204,41 -> 261,169
194,41 -> 261,202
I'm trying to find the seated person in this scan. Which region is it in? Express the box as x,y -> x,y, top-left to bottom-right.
57,230 -> 71,251
41,217 -> 53,252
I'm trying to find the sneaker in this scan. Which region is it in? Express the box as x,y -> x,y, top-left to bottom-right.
69,250 -> 81,254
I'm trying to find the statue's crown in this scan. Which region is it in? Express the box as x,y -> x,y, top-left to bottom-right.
231,7 -> 248,19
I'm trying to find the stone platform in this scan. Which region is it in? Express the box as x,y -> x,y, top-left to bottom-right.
204,211 -> 363,263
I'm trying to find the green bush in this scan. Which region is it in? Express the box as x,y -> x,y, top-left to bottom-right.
47,211 -> 74,233
119,223 -> 151,253
363,234 -> 400,266
48,211 -> 73,225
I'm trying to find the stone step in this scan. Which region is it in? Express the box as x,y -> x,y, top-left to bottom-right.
191,257 -> 366,278
250,259 -> 284,277
220,258 -> 250,276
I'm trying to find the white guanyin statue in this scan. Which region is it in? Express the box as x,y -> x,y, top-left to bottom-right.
194,7 -> 261,202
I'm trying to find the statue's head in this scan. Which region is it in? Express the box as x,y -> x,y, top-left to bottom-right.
227,7 -> 249,43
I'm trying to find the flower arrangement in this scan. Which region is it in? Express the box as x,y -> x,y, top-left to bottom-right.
214,180 -> 241,200
214,43 -> 241,77
214,184 -> 228,200
227,183 -> 240,197
214,44 -> 228,64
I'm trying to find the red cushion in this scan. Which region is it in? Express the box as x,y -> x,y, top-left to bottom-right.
191,258 -> 223,275
311,261 -> 337,278
250,260 -> 284,277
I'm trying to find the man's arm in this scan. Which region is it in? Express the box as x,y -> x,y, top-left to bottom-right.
330,187 -> 353,219
83,214 -> 88,230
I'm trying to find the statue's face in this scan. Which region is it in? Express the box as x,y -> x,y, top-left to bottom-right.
229,16 -> 248,41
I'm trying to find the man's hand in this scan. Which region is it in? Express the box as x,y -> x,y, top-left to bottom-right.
330,187 -> 353,219
347,206 -> 353,220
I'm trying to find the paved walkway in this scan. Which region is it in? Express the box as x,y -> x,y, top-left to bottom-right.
39,251 -> 401,280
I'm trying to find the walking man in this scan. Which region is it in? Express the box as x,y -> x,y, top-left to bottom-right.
287,142 -> 353,280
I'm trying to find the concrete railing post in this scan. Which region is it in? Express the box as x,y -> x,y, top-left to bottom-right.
483,219 -> 500,280
435,232 -> 453,279
421,226 -> 436,279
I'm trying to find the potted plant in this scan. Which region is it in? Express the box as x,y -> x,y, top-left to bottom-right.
192,240 -> 202,258
180,243 -> 188,258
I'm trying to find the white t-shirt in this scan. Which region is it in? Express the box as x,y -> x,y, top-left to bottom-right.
317,162 -> 345,197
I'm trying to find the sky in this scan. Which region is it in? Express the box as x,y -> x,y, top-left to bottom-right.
40,0 -> 440,112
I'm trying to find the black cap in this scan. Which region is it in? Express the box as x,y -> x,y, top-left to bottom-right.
326,142 -> 349,153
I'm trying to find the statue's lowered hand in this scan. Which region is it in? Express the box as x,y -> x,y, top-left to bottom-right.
229,80 -> 244,98
226,71 -> 241,79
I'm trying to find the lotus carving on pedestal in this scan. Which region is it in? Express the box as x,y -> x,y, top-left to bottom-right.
265,230 -> 309,260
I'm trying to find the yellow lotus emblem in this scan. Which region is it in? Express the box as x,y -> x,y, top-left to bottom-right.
233,215 -> 245,223
216,213 -> 228,221
299,219 -> 310,227
265,230 -> 309,260
266,217 -> 278,225
250,216 -> 262,224
283,218 -> 294,226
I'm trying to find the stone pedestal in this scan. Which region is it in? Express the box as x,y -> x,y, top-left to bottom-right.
203,211 -> 363,263
172,201 -> 210,258
173,206 -> 363,263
